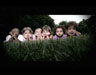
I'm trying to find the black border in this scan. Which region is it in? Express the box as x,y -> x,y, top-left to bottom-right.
0,5 -> 96,70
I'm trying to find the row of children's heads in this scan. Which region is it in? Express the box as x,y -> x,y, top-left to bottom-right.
21,25 -> 52,36
9,21 -> 78,37
54,21 -> 78,37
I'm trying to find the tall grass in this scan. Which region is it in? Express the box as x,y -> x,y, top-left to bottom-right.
4,34 -> 92,62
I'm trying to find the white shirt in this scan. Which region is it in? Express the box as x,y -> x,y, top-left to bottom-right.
18,35 -> 26,42
32,34 -> 36,40
4,34 -> 25,42
4,34 -> 36,42
5,35 -> 11,42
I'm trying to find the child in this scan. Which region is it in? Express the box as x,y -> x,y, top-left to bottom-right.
53,25 -> 67,40
34,28 -> 43,40
18,27 -> 35,42
42,25 -> 53,40
66,21 -> 81,37
5,28 -> 20,42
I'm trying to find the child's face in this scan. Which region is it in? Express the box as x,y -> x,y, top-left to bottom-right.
56,28 -> 64,37
42,30 -> 51,39
42,30 -> 50,36
23,30 -> 32,39
35,29 -> 42,36
67,26 -> 76,36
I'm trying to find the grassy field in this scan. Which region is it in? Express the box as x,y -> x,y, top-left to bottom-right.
3,34 -> 92,62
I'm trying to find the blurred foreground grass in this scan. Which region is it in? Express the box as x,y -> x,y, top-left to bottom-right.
4,35 -> 92,62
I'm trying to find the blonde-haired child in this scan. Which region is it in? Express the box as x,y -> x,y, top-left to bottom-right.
42,25 -> 53,40
18,27 -> 35,42
34,28 -> 43,40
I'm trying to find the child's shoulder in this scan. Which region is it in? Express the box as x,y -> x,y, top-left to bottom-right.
6,35 -> 11,38
53,35 -> 58,38
53,35 -> 58,39
6,35 -> 12,40
63,34 -> 67,37
18,34 -> 25,42
18,34 -> 23,38
4,35 -> 12,42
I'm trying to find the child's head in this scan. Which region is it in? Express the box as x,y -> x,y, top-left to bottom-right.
42,25 -> 52,36
10,28 -> 20,37
34,28 -> 42,36
22,27 -> 33,39
66,21 -> 77,36
54,25 -> 65,37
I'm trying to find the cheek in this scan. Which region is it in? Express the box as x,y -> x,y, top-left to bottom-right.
56,32 -> 59,35
47,32 -> 50,35
36,31 -> 39,34
25,34 -> 28,36
23,34 -> 28,37
61,32 -> 63,34
37,32 -> 41,35
29,34 -> 32,37
42,32 -> 46,35
35,33 -> 38,36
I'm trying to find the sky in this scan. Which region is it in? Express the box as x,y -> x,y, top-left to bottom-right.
49,15 -> 92,24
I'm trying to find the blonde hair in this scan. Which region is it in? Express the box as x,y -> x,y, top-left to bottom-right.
22,27 -> 33,34
42,25 -> 51,31
35,28 -> 42,33
42,25 -> 53,35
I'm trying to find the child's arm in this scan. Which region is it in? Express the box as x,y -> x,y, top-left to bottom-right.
41,33 -> 45,40
8,37 -> 14,42
76,31 -> 81,36
9,32 -> 20,42
36,34 -> 44,40
10,32 -> 15,38
50,35 -> 53,38
28,35 -> 33,41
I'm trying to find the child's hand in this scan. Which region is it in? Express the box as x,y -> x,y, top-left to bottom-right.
46,35 -> 50,39
42,33 -> 45,38
28,34 -> 33,41
37,35 -> 43,40
50,35 -> 53,38
10,32 -> 16,38
76,31 -> 81,36
35,33 -> 38,37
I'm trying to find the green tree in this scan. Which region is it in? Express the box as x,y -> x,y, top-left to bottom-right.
17,15 -> 55,31
86,15 -> 96,35
77,15 -> 95,34
77,19 -> 89,34
59,21 -> 67,28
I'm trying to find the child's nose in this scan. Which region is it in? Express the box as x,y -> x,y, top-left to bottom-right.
27,34 -> 29,37
70,31 -> 74,33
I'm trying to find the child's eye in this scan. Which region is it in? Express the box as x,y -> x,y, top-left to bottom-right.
60,31 -> 63,32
